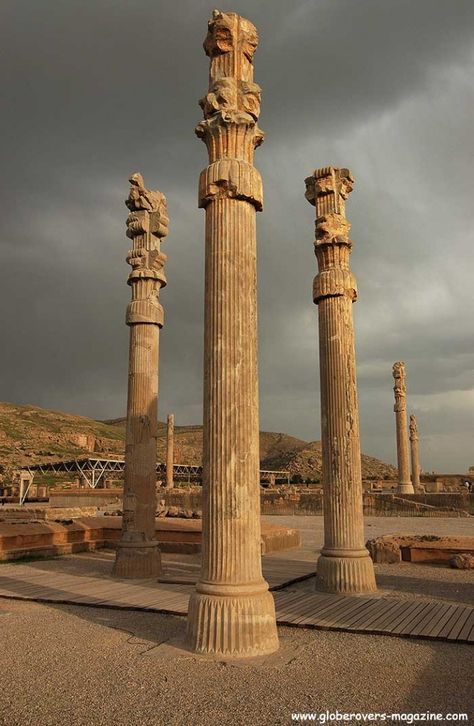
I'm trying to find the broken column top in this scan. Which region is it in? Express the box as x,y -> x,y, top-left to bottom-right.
126,173 -> 168,218
305,167 -> 354,217
196,10 -> 263,161
393,361 -> 406,384
305,167 -> 355,255
203,10 -> 258,72
125,172 -> 169,241
393,361 -> 407,410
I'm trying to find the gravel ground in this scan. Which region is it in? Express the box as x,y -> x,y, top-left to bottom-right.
1,516 -> 473,725
0,598 -> 472,726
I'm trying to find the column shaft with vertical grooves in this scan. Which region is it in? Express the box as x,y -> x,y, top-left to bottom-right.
166,414 -> 174,489
393,362 -> 414,494
186,10 -> 278,657
112,174 -> 169,579
409,413 -> 421,490
305,167 -> 376,594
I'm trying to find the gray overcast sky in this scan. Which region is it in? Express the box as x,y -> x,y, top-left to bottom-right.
1,0 -> 473,471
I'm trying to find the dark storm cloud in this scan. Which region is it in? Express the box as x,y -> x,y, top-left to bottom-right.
1,0 -> 473,471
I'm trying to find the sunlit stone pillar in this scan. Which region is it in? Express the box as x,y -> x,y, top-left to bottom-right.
113,173 -> 169,578
166,413 -> 174,489
305,167 -> 376,594
186,10 -> 278,657
392,362 -> 414,495
409,414 -> 421,490
18,478 -> 26,505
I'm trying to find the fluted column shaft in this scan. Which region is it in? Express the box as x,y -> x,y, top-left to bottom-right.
393,362 -> 414,494
113,174 -> 169,579
186,10 -> 278,657
125,323 -> 159,538
409,414 -> 421,490
166,414 -> 174,489
305,167 -> 376,594
201,198 -> 262,585
318,295 -> 366,552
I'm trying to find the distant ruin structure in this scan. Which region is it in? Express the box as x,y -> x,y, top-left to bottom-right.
186,10 -> 279,656
112,173 -> 169,578
305,167 -> 377,594
392,362 -> 414,494
166,413 -> 174,489
409,414 -> 421,490
14,470 -> 35,504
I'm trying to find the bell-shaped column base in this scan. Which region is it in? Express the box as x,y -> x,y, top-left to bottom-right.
397,482 -> 415,494
112,537 -> 161,579
186,582 -> 279,657
316,549 -> 377,595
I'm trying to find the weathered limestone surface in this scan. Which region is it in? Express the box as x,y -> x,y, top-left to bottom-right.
112,174 -> 169,578
393,362 -> 414,494
186,10 -> 278,657
305,167 -> 376,594
166,413 -> 174,489
409,414 -> 421,490
451,553 -> 474,569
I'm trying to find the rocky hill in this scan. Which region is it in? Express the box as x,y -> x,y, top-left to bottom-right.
0,402 -> 397,482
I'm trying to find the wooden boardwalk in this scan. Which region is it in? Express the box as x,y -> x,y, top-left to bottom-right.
158,556 -> 316,590
0,560 -> 472,644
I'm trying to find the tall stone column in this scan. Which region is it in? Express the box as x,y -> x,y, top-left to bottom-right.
112,173 -> 169,578
186,10 -> 278,657
304,167 -> 376,594
392,362 -> 414,494
166,413 -> 174,489
409,414 -> 421,490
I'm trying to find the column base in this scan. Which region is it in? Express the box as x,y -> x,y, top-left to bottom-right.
397,483 -> 415,494
112,539 -> 161,579
186,583 -> 279,657
316,550 -> 377,594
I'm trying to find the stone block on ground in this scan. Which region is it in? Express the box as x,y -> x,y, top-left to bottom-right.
450,553 -> 474,569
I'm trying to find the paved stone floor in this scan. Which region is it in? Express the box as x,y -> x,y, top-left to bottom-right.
261,514 -> 474,555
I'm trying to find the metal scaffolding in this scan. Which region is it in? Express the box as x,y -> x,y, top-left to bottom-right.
16,458 -> 290,504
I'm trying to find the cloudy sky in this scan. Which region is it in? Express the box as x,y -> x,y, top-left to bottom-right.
1,0 -> 473,471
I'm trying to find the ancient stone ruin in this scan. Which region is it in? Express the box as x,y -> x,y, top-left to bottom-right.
305,167 -> 377,594
166,413 -> 174,490
409,413 -> 421,490
392,361 -> 414,494
185,10 -> 279,657
112,174 -> 169,578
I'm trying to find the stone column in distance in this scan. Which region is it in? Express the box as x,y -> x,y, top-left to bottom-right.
113,174 -> 169,578
409,414 -> 421,490
304,167 -> 377,594
186,10 -> 279,657
166,413 -> 174,489
393,362 -> 414,494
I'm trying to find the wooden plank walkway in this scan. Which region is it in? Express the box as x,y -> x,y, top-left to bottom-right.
158,556 -> 316,590
0,562 -> 472,644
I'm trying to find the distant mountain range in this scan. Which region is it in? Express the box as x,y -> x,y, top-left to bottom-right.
0,402 -> 397,482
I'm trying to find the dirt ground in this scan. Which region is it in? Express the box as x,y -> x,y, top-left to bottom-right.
0,515 -> 472,726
